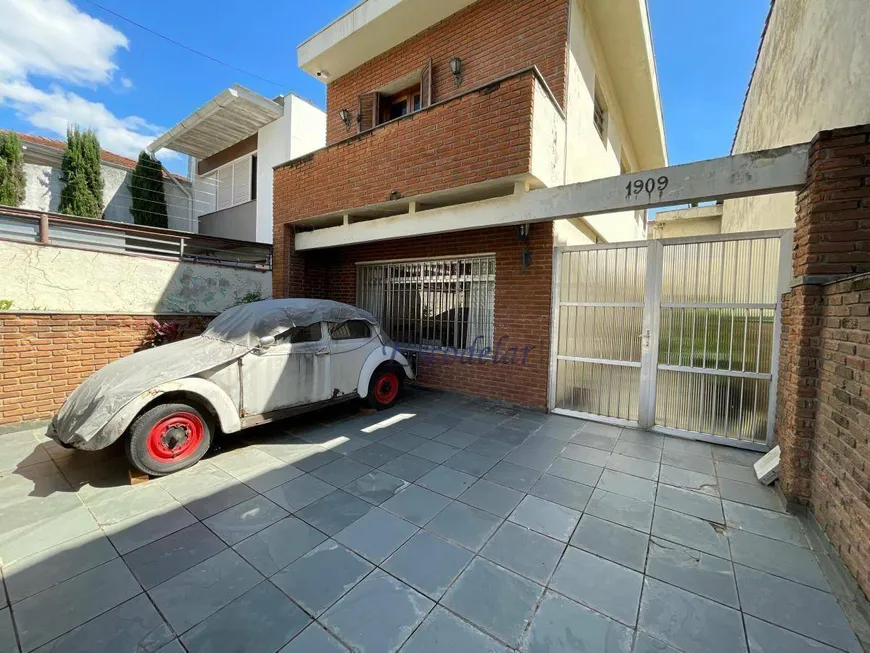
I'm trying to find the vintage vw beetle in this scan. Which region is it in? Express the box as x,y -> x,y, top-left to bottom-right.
48,299 -> 414,476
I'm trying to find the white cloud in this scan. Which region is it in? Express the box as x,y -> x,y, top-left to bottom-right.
0,0 -> 169,158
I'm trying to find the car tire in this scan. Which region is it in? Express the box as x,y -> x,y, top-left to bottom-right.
126,402 -> 213,476
366,364 -> 404,410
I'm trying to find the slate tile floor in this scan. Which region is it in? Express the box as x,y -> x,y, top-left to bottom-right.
0,389 -> 865,653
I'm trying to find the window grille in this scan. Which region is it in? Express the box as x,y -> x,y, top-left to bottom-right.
593,86 -> 607,141
357,255 -> 496,353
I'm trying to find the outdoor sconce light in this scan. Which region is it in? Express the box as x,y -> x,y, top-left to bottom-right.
516,223 -> 530,241
449,57 -> 463,86
339,108 -> 352,131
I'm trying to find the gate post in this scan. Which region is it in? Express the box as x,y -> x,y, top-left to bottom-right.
775,124 -> 870,506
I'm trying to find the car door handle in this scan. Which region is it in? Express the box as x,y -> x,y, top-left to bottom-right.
314,348 -> 329,356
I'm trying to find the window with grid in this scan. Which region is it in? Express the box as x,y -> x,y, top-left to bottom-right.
357,256 -> 496,353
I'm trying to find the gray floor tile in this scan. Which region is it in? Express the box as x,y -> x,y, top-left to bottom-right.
483,461 -> 543,491
656,484 -> 724,524
204,495 -> 288,546
443,557 -> 543,647
311,457 -> 373,487
435,430 -> 480,449
585,488 -> 654,533
328,436 -> 374,456
381,484 -> 451,525
13,558 -> 142,652
124,522 -> 226,589
29,594 -> 173,653
729,529 -> 828,590
410,441 -> 460,464
639,577 -> 747,653
735,564 -> 861,653
0,441 -> 50,472
481,521 -> 565,584
264,474 -> 335,513
401,606 -> 509,653
481,425 -> 530,447
279,623 -> 346,653
723,500 -> 808,547
241,463 -> 304,494
458,479 -> 524,517
466,438 -> 515,460
646,538 -> 739,608
181,582 -> 310,653
561,443 -> 611,467
233,516 -> 326,577
503,446 -> 560,473
404,421 -> 451,439
523,590 -> 633,653
343,470 -> 407,505
712,447 -> 761,467
528,474 -> 594,512
347,443 -> 402,468
295,490 -> 373,536
719,478 -> 785,512
546,457 -> 603,486
322,570 -> 433,653
613,440 -> 662,463
334,507 -> 418,564
509,495 -> 580,542
0,504 -> 99,564
426,501 -> 502,551
291,448 -> 342,472
378,453 -> 437,482
271,541 -> 373,616
659,465 -> 719,496
104,502 -> 198,555
715,460 -> 758,484
87,483 -> 175,526
534,417 -> 585,440
570,430 -> 619,452
379,432 -> 430,454
210,447 -> 285,478
550,545 -> 643,626
581,422 -> 624,439
443,450 -> 498,477
598,469 -> 657,503
744,615 -> 843,653
652,506 -> 730,559
618,430 -> 665,449
606,454 -> 660,481
661,449 -> 715,475
571,514 -> 649,571
632,632 -> 682,653
417,466 -> 476,498
383,530 -> 473,600
148,549 -> 262,635
662,437 -> 713,458
0,609 -> 12,653
182,480 -> 259,521
4,531 -> 117,603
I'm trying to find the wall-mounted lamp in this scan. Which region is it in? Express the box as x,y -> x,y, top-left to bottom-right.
449,57 -> 463,86
516,223 -> 530,241
339,108 -> 352,131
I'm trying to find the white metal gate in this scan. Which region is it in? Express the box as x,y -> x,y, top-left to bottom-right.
549,229 -> 792,450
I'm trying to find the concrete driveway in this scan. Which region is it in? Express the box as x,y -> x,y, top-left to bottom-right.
0,389 -> 865,652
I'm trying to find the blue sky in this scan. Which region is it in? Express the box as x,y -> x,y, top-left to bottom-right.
0,0 -> 769,174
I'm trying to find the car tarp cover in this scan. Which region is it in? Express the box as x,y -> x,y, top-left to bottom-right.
50,299 -> 378,449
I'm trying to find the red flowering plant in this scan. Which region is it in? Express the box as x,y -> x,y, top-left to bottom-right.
139,318 -> 183,349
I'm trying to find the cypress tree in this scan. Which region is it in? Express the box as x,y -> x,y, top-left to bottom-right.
130,151 -> 168,227
0,131 -> 26,207
58,126 -> 104,218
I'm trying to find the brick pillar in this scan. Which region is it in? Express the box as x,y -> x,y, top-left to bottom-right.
776,124 -> 870,504
272,227 -> 306,299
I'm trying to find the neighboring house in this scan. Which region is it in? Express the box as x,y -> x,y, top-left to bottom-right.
270,0 -> 666,407
147,85 -> 326,244
722,0 -> 870,233
6,131 -> 199,232
648,204 -> 723,240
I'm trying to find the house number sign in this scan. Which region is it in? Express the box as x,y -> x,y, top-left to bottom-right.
625,175 -> 669,200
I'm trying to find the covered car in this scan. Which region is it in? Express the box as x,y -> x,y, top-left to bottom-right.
48,299 -> 415,476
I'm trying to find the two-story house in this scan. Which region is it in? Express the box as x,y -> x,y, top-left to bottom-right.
272,0 -> 666,408
147,85 -> 326,244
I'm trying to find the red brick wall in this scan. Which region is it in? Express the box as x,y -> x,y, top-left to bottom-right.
323,0 -> 569,145
282,224 -> 554,409
0,314 -> 209,426
274,70 -> 536,228
809,274 -> 870,595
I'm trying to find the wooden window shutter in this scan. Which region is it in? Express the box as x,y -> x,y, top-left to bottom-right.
216,166 -> 233,210
358,92 -> 379,132
420,58 -> 433,108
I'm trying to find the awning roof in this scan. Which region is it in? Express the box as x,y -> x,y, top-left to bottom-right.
147,85 -> 283,160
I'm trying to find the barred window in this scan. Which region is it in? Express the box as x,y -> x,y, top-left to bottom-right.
357,255 -> 496,353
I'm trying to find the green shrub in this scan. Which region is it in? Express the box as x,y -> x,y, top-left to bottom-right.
0,131 -> 26,207
130,151 -> 168,227
58,126 -> 104,218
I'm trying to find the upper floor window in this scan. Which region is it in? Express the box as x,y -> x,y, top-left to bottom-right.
208,153 -> 257,211
593,85 -> 607,143
358,59 -> 432,132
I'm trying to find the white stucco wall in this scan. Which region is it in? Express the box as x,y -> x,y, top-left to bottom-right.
21,160 -> 197,233
722,0 -> 870,233
562,0 -> 646,244
531,81 -> 567,190
0,240 -> 271,313
255,95 -> 327,244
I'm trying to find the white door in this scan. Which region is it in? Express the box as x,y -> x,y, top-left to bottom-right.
241,323 -> 331,415
328,320 -> 379,397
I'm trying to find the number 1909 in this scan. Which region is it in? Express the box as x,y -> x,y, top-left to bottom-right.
625,176 -> 669,200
